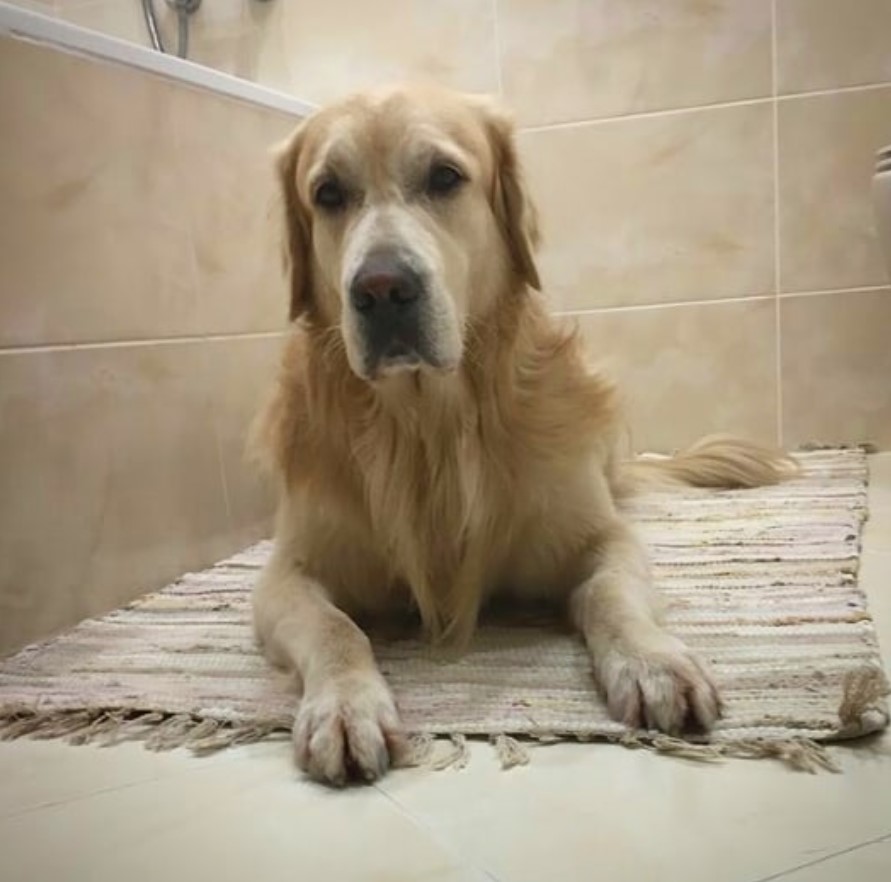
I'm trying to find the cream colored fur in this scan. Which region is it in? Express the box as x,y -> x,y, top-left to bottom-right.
250,85 -> 793,785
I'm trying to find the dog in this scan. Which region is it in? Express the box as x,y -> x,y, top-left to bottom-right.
250,84 -> 795,785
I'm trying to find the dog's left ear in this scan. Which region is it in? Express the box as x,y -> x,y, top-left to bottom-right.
475,100 -> 541,291
274,122 -> 316,322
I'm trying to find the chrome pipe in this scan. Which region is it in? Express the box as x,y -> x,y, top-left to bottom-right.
140,0 -> 165,54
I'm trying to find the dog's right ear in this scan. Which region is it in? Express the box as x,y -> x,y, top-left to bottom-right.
275,124 -> 314,322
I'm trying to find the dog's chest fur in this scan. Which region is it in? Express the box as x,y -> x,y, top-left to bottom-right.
352,382 -> 510,637
258,314 -> 618,641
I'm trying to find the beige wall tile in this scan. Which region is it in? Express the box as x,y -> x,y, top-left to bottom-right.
0,342 -> 236,656
500,0 -> 771,127
251,0 -> 498,105
0,36 -> 298,347
778,87 -> 891,294
205,335 -> 284,546
0,37 -> 185,346
54,0 -> 150,46
190,31 -> 261,81
780,289 -> 891,449
6,0 -> 54,11
169,86 -> 295,338
520,103 -> 774,310
575,298 -> 778,452
777,0 -> 891,94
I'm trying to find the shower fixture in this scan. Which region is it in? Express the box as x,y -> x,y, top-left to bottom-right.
141,0 -> 201,60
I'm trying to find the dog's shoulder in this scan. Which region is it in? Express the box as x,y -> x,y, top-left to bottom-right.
505,307 -> 621,460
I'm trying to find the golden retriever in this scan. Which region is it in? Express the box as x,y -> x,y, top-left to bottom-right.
251,84 -> 794,785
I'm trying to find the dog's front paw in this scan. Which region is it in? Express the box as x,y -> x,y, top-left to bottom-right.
293,672 -> 405,786
595,633 -> 721,734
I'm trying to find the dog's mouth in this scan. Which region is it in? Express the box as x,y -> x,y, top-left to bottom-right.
372,341 -> 423,377
363,337 -> 458,381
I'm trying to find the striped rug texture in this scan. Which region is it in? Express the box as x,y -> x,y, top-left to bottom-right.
0,449 -> 887,770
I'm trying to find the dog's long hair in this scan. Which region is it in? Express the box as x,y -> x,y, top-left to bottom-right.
251,90 -> 794,644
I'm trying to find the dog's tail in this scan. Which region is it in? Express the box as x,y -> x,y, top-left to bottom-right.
615,434 -> 799,497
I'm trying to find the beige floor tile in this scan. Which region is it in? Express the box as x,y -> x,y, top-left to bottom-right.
0,740 -> 485,882
0,739 -> 244,821
864,453 -> 891,552
377,729 -> 891,882
867,454 -> 891,512
863,508 -> 891,554
768,835 -> 891,882
859,551 -> 891,671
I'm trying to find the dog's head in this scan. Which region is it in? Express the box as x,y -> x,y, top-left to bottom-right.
276,85 -> 540,381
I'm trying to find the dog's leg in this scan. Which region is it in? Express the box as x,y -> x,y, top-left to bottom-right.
253,554 -> 404,785
570,518 -> 721,733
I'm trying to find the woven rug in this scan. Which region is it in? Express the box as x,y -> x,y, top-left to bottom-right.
1,449 -> 888,772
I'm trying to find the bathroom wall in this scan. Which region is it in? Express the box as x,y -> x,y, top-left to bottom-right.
507,0 -> 891,452
0,34 -> 296,653
10,1 -> 890,450
8,2 -> 500,95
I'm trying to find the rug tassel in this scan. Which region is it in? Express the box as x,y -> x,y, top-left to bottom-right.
838,665 -> 890,735
648,734 -> 725,763
145,714 -> 197,751
431,733 -> 470,771
491,734 -> 530,769
727,738 -> 840,773
0,709 -> 52,741
399,733 -> 436,768
69,711 -> 124,746
100,712 -> 167,747
188,722 -> 285,756
29,710 -> 95,742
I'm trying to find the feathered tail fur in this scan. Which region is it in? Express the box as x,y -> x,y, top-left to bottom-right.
615,435 -> 799,497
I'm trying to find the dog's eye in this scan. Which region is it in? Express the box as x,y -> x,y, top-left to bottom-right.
313,178 -> 346,211
427,164 -> 464,197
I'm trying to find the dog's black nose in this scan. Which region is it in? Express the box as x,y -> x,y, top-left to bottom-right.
349,255 -> 423,314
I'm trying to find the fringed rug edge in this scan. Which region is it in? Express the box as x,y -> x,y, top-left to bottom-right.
2,665 -> 886,776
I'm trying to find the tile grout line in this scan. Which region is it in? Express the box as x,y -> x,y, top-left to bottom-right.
771,0 -> 784,448
521,94 -> 773,134
778,79 -> 891,102
747,830 -> 891,882
557,294 -> 776,317
778,283 -> 891,299
0,330 -> 289,356
0,756 -> 242,822
520,81 -> 891,135
554,284 -> 891,319
372,782 -> 503,882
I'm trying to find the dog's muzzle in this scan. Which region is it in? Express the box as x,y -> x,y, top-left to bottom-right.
349,252 -> 433,376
